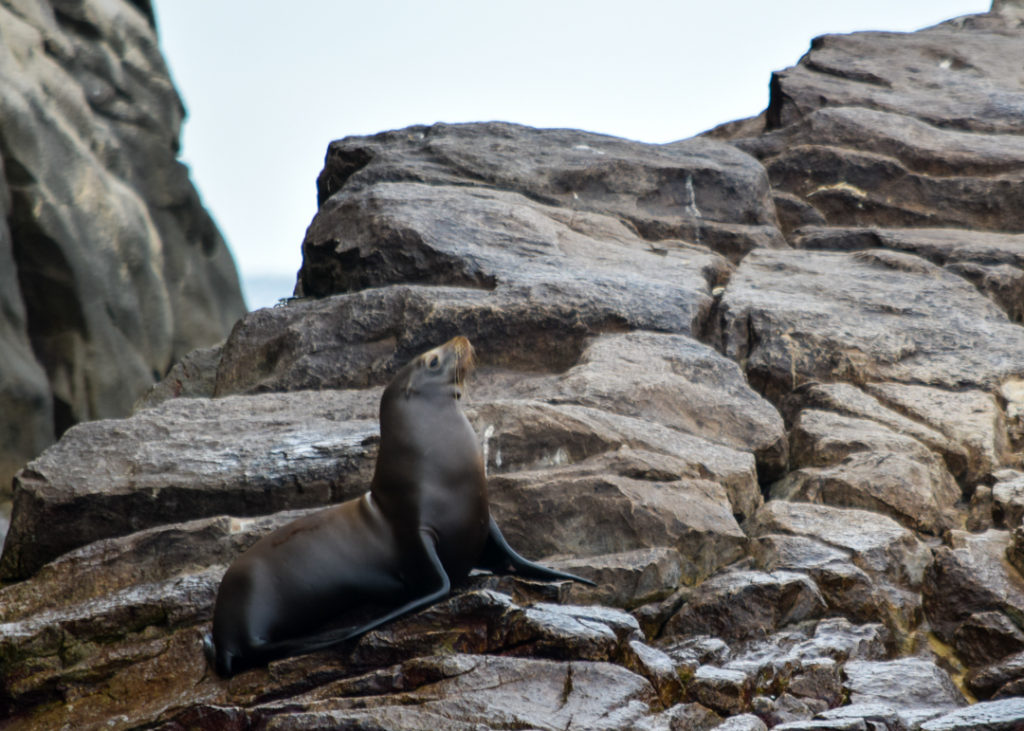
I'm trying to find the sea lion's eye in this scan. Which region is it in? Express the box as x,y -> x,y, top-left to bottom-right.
428,355 -> 440,369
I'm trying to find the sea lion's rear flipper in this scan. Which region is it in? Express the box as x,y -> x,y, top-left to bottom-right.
477,517 -> 596,586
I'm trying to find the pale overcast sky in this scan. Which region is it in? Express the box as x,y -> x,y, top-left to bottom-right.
153,2 -> 991,309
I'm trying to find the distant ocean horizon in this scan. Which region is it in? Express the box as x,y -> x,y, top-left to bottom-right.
240,272 -> 297,312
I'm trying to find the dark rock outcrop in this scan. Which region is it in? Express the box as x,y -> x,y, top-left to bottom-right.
0,0 -> 247,499
5,1 -> 1024,729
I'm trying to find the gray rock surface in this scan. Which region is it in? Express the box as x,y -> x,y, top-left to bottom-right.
5,1 -> 1024,728
0,0 -> 246,497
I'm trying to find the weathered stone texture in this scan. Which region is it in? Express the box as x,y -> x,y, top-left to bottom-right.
6,1 -> 1024,728
0,0 -> 246,497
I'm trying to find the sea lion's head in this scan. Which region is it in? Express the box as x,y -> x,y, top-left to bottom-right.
386,336 -> 476,403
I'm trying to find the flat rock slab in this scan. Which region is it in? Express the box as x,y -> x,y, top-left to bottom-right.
843,657 -> 965,710
488,454 -> 747,585
921,698 -> 1024,731
795,226 -> 1024,322
301,181 -> 731,321
0,511 -> 309,623
787,382 -> 969,482
865,382 -> 1010,485
467,399 -> 761,521
738,106 -> 1024,232
0,391 -> 380,581
536,332 -> 788,479
747,501 -> 932,591
775,409 -> 961,534
305,121 -> 783,275
764,12 -> 1024,134
719,248 -> 1024,401
251,654 -> 657,731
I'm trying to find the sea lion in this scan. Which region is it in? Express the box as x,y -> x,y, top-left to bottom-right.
204,336 -> 592,677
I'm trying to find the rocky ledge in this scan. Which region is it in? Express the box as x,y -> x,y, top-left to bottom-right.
4,2 -> 1024,729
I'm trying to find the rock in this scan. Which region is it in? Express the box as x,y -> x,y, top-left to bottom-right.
716,714 -> 768,731
965,649 -> 1024,700
843,657 -> 966,710
546,547 -> 685,610
660,635 -> 732,675
816,704 -> 902,731
748,502 -> 931,633
774,409 -> 960,534
713,619 -> 885,711
0,0 -> 246,495
0,391 -> 380,580
0,511 -> 309,623
771,719 -> 866,731
630,703 -> 723,731
923,530 -> 1024,669
0,578 -> 657,728
718,248 -> 1024,404
864,382 -> 1011,486
738,106 -> 1024,231
625,640 -> 685,707
467,399 -> 762,522
747,501 -> 932,591
772,190 -> 827,237
250,654 -> 658,731
0,178 -> 52,502
1008,526 -> 1024,578
784,382 -> 969,482
794,227 -> 1024,323
487,454 -> 747,586
761,11 -> 1024,134
134,344 -> 224,408
301,179 -> 732,313
305,121 -> 783,277
688,665 -> 753,716
793,618 -> 889,665
537,332 -> 788,480
210,295 -> 786,486
212,284 -> 698,397
952,611 -> 1024,669
920,697 -> 1024,731
787,658 -> 843,707
992,470 -> 1024,528
662,569 -> 826,641
752,693 -> 816,727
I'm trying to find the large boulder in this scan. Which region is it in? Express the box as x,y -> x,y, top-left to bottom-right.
0,0 -> 246,496
304,121 -> 783,283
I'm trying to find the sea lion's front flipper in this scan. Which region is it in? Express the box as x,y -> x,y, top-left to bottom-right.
325,528 -> 454,641
477,517 -> 596,586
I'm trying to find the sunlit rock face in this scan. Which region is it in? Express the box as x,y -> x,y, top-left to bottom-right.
5,2 -> 1024,729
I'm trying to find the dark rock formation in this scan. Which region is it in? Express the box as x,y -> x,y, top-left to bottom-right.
0,0 -> 247,499
5,1 -> 1024,729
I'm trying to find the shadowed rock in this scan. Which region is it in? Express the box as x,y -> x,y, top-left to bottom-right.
0,0 -> 246,495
